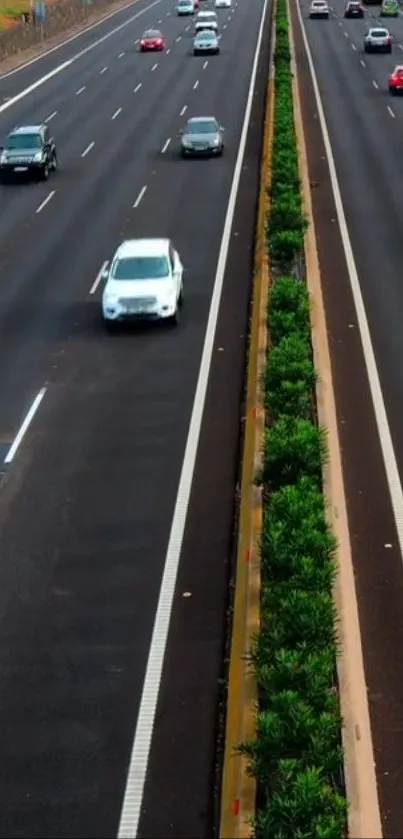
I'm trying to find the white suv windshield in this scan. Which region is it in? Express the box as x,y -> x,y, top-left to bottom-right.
113,256 -> 170,280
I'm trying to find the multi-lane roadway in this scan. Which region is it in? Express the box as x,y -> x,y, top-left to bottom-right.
0,0 -> 272,835
293,1 -> 403,834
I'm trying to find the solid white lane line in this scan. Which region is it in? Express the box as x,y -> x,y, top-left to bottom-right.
388,105 -> 395,117
151,62 -> 158,70
133,185 -> 147,208
161,137 -> 171,153
81,141 -> 95,157
134,82 -> 142,92
116,0 -> 270,829
76,85 -> 86,95
4,387 -> 47,464
45,110 -> 57,122
118,51 -> 125,57
90,260 -> 108,295
100,65 -> 108,73
36,190 -> 55,214
360,58 -> 366,66
203,60 -> 208,68
180,104 -> 187,115
112,107 -> 122,119
193,79 -> 199,89
372,79 -> 379,89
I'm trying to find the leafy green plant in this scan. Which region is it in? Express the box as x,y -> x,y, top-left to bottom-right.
241,0 -> 347,834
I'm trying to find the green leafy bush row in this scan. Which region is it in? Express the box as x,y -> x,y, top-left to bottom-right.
242,0 -> 347,835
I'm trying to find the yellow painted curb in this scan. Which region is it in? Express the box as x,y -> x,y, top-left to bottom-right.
218,6 -> 275,837
288,4 -> 383,837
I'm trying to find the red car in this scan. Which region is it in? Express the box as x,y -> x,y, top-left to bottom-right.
139,29 -> 165,51
389,65 -> 403,93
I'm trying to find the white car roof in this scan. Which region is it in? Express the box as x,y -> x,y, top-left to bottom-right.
197,10 -> 217,15
369,26 -> 388,32
114,239 -> 170,259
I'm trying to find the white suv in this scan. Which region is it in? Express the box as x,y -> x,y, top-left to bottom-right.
195,10 -> 218,30
309,0 -> 329,17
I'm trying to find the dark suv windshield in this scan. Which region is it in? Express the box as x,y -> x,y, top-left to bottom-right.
6,133 -> 41,150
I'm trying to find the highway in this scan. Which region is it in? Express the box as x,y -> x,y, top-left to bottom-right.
0,0 -> 272,835
292,1 -> 403,835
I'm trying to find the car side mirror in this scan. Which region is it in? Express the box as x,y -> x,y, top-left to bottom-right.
220,126 -> 225,132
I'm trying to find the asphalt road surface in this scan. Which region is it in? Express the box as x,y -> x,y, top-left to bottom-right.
0,0 -> 272,835
293,1 -> 403,834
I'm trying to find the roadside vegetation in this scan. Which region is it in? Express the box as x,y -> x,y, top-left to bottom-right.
241,1 -> 348,835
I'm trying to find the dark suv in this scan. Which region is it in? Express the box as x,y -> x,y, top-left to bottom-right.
0,124 -> 57,182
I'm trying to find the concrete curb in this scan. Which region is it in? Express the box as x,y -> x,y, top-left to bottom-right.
288,4 -> 383,837
218,5 -> 275,836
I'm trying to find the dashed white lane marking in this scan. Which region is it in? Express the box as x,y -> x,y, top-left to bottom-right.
388,104 -> 396,117
118,51 -> 125,57
344,30 -> 349,36
45,110 -> 57,122
203,59 -> 208,68
151,62 -> 158,70
158,17 -> 162,21
399,42 -> 403,48
166,47 -> 171,53
133,185 -> 147,208
223,22 -> 227,27
76,85 -> 86,95
180,104 -> 187,115
81,141 -> 95,157
134,82 -> 142,92
4,387 -> 47,464
100,65 -> 108,73
372,79 -> 379,89
36,190 -> 55,214
176,34 -> 181,40
161,137 -> 171,153
351,42 -> 356,50
90,260 -> 108,295
360,58 -> 366,66
112,107 -> 122,119
193,79 -> 199,89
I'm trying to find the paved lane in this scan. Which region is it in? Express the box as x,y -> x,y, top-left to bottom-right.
0,0 -> 270,834
294,1 -> 403,834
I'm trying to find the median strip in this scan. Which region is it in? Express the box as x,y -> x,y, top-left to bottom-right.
235,0 -> 348,834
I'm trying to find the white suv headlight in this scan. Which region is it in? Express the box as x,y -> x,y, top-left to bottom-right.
34,151 -> 43,162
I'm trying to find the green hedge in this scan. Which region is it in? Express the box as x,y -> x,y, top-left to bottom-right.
241,0 -> 347,835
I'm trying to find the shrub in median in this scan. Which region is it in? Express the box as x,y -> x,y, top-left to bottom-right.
241,0 -> 347,834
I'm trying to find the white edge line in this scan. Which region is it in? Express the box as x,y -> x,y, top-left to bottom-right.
90,260 -> 108,295
4,387 -> 47,464
0,0 -> 163,81
295,0 -> 403,628
116,0 -> 270,831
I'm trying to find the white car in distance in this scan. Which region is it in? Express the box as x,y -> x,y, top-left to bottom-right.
215,0 -> 231,7
102,238 -> 184,328
309,0 -> 329,16
195,10 -> 218,30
